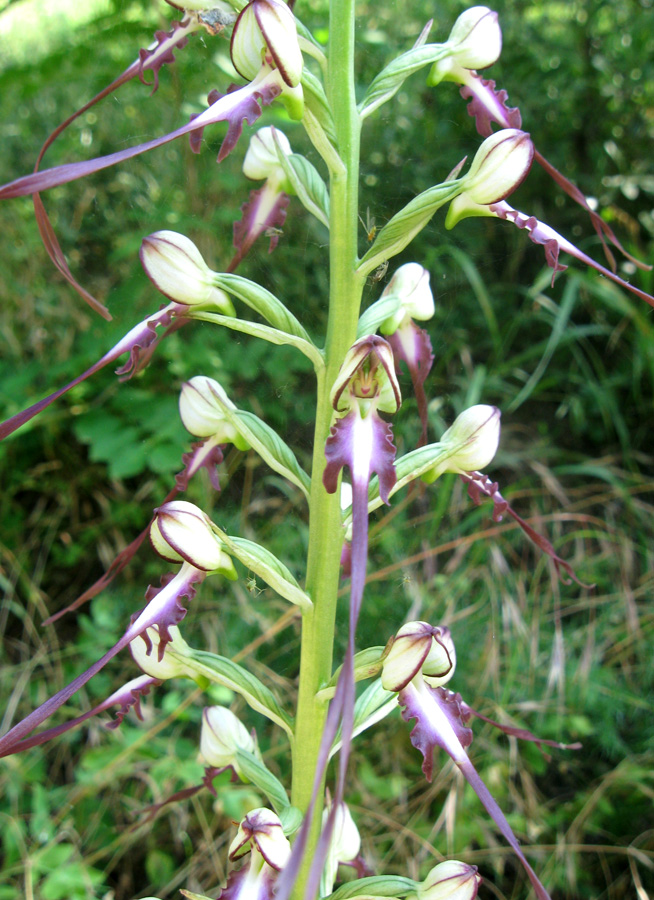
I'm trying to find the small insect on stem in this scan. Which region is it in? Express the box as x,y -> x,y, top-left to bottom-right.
371,260 -> 389,282
359,207 -> 377,244
264,226 -> 284,239
245,575 -> 264,596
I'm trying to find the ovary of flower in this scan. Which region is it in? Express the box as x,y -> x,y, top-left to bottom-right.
139,231 -> 235,311
380,263 -> 435,334
150,500 -> 238,576
428,6 -> 502,87
446,130 -> 534,229
179,376 -> 250,448
200,706 -> 257,772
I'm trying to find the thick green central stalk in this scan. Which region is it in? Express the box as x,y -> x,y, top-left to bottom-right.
290,0 -> 364,893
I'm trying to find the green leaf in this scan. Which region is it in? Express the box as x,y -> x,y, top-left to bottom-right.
232,409 -> 312,498
174,649 -> 294,737
275,147 -> 330,229
356,294 -> 402,339
359,44 -> 451,119
357,183 -> 461,277
327,875 -> 418,900
279,804 -> 303,836
331,679 -> 397,756
214,531 -> 312,610
301,68 -> 336,143
235,748 -> 290,812
189,310 -> 324,370
317,647 -> 387,698
214,273 -> 314,343
180,892 -> 215,900
359,442 -> 456,520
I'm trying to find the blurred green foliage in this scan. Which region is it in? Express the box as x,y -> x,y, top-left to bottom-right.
0,0 -> 653,898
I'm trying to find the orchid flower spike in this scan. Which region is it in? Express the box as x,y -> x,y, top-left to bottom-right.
222,808 -> 291,900
200,706 -> 258,776
150,500 -> 238,577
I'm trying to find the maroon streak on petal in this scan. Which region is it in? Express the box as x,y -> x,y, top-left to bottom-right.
176,438 -> 224,492
0,71 -> 284,200
0,303 -> 182,441
30,19 -> 197,318
42,484 -> 182,627
462,703 -> 582,756
228,186 -> 289,272
460,76 -> 522,138
461,470 -> 593,587
0,565 -> 203,758
491,202 -> 654,308
387,323 -> 434,446
4,676 -> 160,755
397,680 -> 551,900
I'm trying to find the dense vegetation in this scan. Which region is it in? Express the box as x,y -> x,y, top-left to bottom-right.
0,0 -> 652,897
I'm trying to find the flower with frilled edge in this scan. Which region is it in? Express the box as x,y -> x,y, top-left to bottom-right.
381,621 -> 581,900
428,7 -> 653,285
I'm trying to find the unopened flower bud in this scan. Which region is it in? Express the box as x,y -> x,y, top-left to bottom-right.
418,860 -> 481,900
322,799 -> 362,894
243,126 -> 292,185
130,624 -> 196,680
150,500 -> 237,577
434,405 -> 500,478
428,7 -> 502,86
380,263 -> 435,334
200,706 -> 257,773
231,0 -> 303,87
382,622 -> 456,692
229,808 -> 291,871
446,130 -> 534,229
140,231 -> 235,312
179,376 -> 250,448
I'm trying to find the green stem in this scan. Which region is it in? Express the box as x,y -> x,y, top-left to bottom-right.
290,0 -> 364,892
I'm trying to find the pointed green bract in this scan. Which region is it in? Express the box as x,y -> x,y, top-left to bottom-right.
171,648 -> 294,737
359,44 -> 451,119
274,147 -> 330,228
